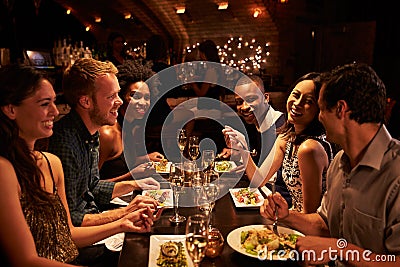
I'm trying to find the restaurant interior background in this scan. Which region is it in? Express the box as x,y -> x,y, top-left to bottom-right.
0,0 -> 398,98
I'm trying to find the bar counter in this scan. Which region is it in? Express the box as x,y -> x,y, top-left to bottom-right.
118,177 -> 301,267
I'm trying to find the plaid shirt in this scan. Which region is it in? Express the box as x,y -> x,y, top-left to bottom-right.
48,109 -> 115,226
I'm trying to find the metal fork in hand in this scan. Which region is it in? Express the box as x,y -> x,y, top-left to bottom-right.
271,182 -> 279,235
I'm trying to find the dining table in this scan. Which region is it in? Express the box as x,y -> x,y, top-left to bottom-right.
117,173 -> 302,267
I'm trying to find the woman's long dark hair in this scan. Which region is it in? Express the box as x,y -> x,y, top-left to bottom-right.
0,65 -> 51,203
280,72 -> 326,145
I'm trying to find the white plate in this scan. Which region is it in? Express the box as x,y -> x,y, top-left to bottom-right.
142,189 -> 173,208
149,235 -> 193,267
229,188 -> 264,208
154,161 -> 172,174
227,225 -> 303,260
214,161 -> 237,172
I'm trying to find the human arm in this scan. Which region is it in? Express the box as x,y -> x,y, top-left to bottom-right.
111,177 -> 160,198
222,126 -> 285,187
0,158 -> 78,267
48,131 -> 111,226
135,152 -> 165,164
46,153 -> 154,247
76,177 -> 159,226
262,193 -> 400,267
98,125 -> 122,170
297,139 -> 330,213
260,192 -> 330,237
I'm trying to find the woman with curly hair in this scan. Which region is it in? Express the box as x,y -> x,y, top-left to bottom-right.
99,60 -> 164,181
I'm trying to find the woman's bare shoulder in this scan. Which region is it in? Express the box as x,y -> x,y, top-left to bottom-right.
298,139 -> 328,160
99,124 -> 121,141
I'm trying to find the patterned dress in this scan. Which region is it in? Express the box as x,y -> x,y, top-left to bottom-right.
20,153 -> 79,263
281,135 -> 332,212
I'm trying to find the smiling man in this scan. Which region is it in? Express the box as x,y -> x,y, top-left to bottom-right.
47,58 -> 162,267
222,75 -> 292,206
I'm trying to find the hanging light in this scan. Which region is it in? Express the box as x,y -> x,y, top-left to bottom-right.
95,17 -> 102,23
176,6 -> 186,14
124,13 -> 131,19
253,8 -> 261,18
218,2 -> 229,10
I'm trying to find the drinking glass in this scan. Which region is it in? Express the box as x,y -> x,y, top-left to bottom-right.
188,136 -> 200,162
169,163 -> 186,224
201,150 -> 215,172
185,214 -> 209,267
183,161 -> 195,187
200,183 -> 220,229
177,129 -> 187,165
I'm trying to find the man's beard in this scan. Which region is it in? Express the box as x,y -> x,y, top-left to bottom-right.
89,102 -> 113,127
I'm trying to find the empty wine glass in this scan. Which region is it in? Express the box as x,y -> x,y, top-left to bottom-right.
201,182 -> 220,230
169,163 -> 186,224
201,149 -> 215,172
185,214 -> 209,267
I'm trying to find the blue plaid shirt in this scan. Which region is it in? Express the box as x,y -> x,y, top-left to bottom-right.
48,110 -> 115,226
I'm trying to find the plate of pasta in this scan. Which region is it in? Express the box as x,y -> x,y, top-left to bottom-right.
227,225 -> 303,260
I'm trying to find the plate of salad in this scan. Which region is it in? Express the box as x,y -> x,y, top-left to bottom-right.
229,188 -> 264,208
227,225 -> 303,260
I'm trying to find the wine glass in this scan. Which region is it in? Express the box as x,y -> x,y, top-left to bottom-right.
200,182 -> 220,229
185,214 -> 209,267
201,150 -> 215,172
188,136 -> 200,163
177,129 -> 187,165
169,163 -> 186,224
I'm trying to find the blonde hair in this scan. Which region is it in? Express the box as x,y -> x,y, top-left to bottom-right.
62,58 -> 118,107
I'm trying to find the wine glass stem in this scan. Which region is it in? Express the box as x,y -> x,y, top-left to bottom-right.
174,190 -> 180,217
209,205 -> 214,229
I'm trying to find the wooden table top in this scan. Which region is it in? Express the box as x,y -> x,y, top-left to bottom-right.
117,177 -> 301,267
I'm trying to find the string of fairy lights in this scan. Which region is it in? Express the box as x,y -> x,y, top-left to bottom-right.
184,37 -> 270,74
125,36 -> 270,75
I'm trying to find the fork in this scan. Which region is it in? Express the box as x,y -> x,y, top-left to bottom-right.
271,182 -> 279,236
225,147 -> 258,157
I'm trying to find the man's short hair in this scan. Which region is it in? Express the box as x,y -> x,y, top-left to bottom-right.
320,62 -> 386,124
62,58 -> 118,108
235,75 -> 265,93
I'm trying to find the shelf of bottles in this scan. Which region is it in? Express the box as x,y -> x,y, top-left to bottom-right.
53,37 -> 93,68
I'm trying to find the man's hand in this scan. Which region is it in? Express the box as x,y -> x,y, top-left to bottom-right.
125,194 -> 158,213
134,177 -> 160,190
222,125 -> 248,151
148,152 -> 164,162
120,207 -> 154,233
130,162 -> 156,179
260,192 -> 289,220
218,147 -> 232,159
